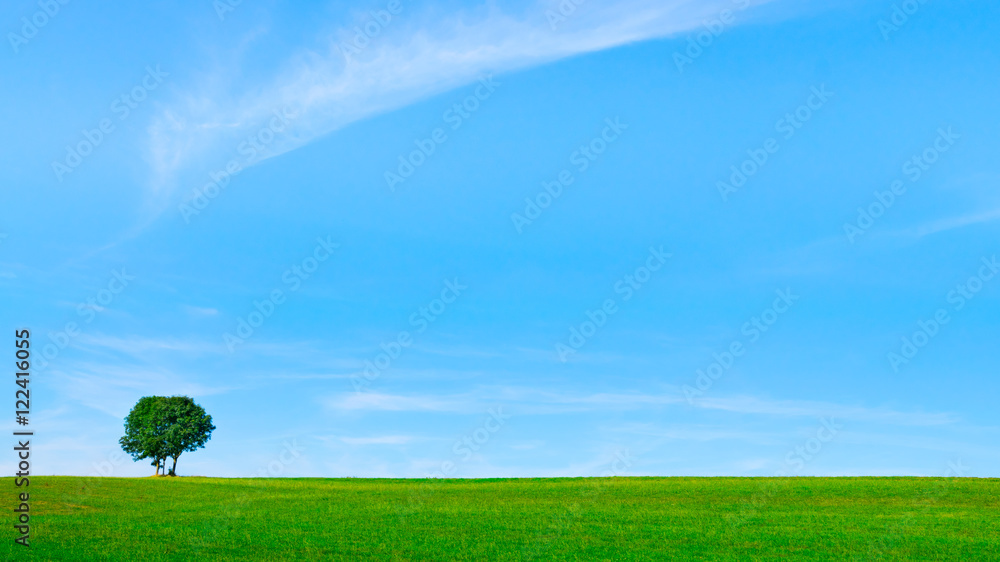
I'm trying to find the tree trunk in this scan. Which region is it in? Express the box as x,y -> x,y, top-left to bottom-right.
170,455 -> 179,476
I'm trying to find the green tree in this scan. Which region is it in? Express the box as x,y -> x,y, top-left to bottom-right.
119,396 -> 171,475
119,396 -> 216,476
159,396 -> 216,475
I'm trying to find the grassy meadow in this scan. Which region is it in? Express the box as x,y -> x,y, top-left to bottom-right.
7,476 -> 998,560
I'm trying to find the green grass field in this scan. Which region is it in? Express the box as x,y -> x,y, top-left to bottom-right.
7,476 -> 998,560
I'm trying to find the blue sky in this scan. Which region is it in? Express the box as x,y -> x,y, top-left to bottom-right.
2,0 -> 998,478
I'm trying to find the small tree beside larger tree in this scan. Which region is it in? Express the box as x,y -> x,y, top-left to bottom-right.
120,396 -> 216,476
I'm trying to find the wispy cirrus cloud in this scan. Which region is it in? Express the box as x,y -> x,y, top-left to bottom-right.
337,435 -> 418,445
146,0 -> 774,196
49,362 -> 235,417
325,391 -> 474,413
695,395 -> 959,427
75,333 -> 226,356
889,206 -> 1000,239
323,386 -> 960,427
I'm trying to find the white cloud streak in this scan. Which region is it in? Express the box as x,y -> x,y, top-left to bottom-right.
324,387 -> 960,427
146,0 -> 773,195
892,207 -> 1000,239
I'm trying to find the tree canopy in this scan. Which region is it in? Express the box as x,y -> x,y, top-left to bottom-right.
119,396 -> 216,476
